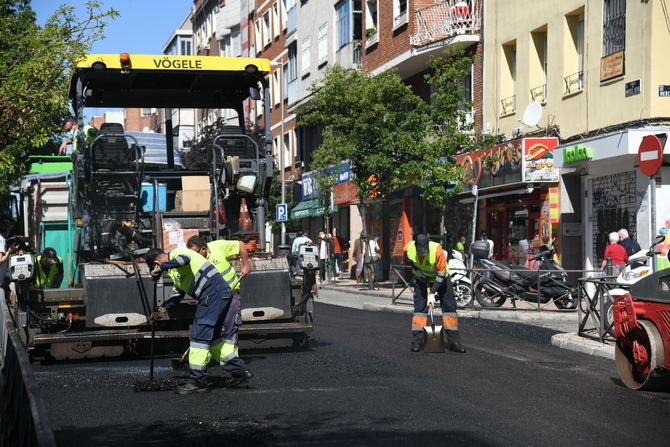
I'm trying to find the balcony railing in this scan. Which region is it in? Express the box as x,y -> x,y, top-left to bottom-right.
530,84 -> 547,103
564,71 -> 584,95
287,6 -> 297,35
365,31 -> 379,48
336,41 -> 361,69
410,0 -> 481,47
393,11 -> 408,28
500,95 -> 516,116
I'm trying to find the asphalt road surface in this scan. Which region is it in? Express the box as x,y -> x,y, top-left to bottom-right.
34,303 -> 670,446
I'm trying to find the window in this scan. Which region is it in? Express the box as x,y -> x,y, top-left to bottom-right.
273,136 -> 280,161
530,26 -> 547,103
460,65 -> 473,109
220,27 -> 241,57
393,0 -> 407,28
564,10 -> 585,94
254,19 -> 262,53
318,23 -> 328,65
301,36 -> 311,75
500,40 -> 517,115
603,0 -> 625,56
272,2 -> 280,39
263,12 -> 271,47
336,0 -> 351,48
141,108 -> 152,117
366,0 -> 378,32
273,69 -> 281,106
288,43 -> 297,82
281,0 -> 288,30
180,38 -> 192,56
283,132 -> 291,168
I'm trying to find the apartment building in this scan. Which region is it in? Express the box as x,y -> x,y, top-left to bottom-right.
482,0 -> 670,273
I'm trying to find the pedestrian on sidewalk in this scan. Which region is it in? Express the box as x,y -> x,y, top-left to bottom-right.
600,231 -> 628,275
352,233 -> 366,283
317,231 -> 329,282
405,234 -> 465,354
291,232 -> 312,275
331,229 -> 344,280
618,228 -> 641,257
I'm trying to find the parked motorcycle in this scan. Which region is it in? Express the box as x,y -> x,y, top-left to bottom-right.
470,240 -> 576,309
449,249 -> 473,308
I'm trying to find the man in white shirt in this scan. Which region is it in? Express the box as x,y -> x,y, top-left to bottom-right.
291,232 -> 312,275
317,231 -> 329,282
481,232 -> 494,259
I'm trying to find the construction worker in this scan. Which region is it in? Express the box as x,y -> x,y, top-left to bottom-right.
33,248 -> 63,289
59,116 -> 99,154
144,247 -> 252,394
405,234 -> 466,353
185,235 -> 251,385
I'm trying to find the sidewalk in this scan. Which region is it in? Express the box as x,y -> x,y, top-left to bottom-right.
315,277 -> 614,359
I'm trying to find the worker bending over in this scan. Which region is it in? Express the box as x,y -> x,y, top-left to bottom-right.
33,248 -> 63,289
144,247 -> 252,394
186,236 -> 251,385
405,234 -> 466,353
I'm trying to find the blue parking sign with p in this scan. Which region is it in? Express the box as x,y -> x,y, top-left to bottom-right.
276,203 -> 287,222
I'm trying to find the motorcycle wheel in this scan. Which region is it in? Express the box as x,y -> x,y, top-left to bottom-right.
553,291 -> 577,310
454,282 -> 474,308
474,284 -> 506,308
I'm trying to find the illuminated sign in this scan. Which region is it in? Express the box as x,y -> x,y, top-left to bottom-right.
563,145 -> 593,163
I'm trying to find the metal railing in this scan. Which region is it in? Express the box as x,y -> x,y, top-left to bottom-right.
564,71 -> 584,95
335,41 -> 361,69
411,0 -> 482,47
500,95 -> 516,115
0,290 -> 56,447
577,275 -> 621,341
530,84 -> 547,103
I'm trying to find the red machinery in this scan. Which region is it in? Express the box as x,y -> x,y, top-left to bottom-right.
612,269 -> 670,390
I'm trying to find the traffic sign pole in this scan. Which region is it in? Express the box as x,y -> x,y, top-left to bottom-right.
638,135 -> 664,272
651,175 -> 657,272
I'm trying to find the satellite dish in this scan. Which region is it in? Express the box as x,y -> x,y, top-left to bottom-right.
522,101 -> 543,127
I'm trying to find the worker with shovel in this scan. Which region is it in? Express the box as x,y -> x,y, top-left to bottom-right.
186,236 -> 252,386
144,247 -> 252,394
405,234 -> 466,353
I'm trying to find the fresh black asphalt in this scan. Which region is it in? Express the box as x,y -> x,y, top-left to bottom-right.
34,302 -> 670,446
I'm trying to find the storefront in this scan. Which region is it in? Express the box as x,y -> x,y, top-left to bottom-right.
554,127 -> 670,273
455,137 -> 560,265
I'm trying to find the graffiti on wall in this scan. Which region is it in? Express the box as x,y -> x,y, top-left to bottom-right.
591,171 -> 637,264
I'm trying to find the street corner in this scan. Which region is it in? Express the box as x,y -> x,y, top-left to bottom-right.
550,332 -> 614,360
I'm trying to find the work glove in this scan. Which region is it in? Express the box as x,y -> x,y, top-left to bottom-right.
150,306 -> 167,322
150,263 -> 163,282
427,293 -> 436,307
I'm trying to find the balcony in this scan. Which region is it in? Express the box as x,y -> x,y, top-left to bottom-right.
500,95 -> 515,116
411,0 -> 481,48
530,84 -> 546,104
564,71 -> 584,95
336,41 -> 361,70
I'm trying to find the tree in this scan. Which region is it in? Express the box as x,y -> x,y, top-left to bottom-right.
298,65 -> 431,231
0,0 -> 118,192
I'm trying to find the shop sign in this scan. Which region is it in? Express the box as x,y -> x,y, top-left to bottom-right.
659,85 -> 670,97
600,51 -> 624,82
455,139 -> 523,190
523,138 -> 559,182
625,80 -> 640,97
333,181 -> 358,205
301,161 -> 351,200
563,144 -> 593,163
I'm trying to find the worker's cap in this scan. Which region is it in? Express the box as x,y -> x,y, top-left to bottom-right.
415,234 -> 429,256
41,248 -> 59,265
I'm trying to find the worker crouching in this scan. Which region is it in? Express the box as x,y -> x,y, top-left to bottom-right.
405,234 -> 466,353
144,247 -> 253,394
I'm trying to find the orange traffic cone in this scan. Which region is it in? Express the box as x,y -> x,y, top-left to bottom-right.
239,198 -> 253,233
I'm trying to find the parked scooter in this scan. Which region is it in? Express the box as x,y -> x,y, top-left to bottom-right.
449,249 -> 473,308
471,240 -> 576,309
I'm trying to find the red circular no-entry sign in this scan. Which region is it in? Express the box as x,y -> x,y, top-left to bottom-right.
638,135 -> 664,177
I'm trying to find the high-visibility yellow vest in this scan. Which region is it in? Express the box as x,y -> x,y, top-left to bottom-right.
207,240 -> 240,292
72,125 -> 99,152
33,256 -> 62,288
166,248 -> 209,295
406,241 -> 439,279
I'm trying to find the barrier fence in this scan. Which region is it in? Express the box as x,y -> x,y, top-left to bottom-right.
0,289 -> 56,447
577,275 -> 622,341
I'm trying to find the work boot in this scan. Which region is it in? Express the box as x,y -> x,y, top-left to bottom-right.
410,342 -> 422,352
447,343 -> 466,353
175,379 -> 209,395
225,368 -> 254,387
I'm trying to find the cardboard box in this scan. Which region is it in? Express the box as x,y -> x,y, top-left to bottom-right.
175,190 -> 210,212
162,229 -> 199,252
181,176 -> 210,191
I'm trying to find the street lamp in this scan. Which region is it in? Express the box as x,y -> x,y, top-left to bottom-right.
271,61 -> 287,247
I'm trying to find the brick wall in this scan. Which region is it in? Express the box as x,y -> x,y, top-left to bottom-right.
362,0 -> 415,72
124,108 -> 153,132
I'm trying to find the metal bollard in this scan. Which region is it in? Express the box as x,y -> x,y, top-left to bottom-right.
605,257 -> 613,276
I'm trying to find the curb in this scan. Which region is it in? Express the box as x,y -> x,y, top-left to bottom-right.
550,333 -> 614,359
361,302 -> 576,322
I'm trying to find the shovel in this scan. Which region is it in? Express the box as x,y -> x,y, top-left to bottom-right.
422,303 -> 445,353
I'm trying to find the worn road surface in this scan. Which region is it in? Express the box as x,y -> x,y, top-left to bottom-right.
34,303 -> 670,446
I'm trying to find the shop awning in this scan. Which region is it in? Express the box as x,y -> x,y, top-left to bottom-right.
290,199 -> 339,220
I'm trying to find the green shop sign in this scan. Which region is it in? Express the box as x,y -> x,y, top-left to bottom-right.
563,145 -> 592,163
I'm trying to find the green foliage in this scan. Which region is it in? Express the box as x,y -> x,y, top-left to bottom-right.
298,65 -> 431,202
298,47 -> 495,212
0,1 -> 118,192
